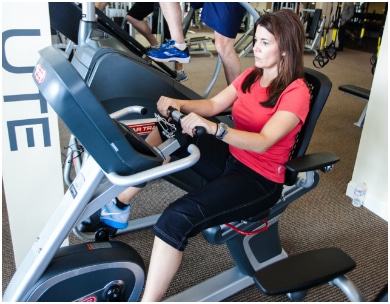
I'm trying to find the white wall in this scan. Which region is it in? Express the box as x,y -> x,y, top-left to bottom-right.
2,2 -> 65,266
346,18 -> 388,221
313,3 -> 388,221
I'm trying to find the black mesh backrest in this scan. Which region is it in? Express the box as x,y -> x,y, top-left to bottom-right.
284,68 -> 332,185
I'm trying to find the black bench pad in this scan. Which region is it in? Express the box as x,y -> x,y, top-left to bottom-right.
339,85 -> 370,100
254,247 -> 356,295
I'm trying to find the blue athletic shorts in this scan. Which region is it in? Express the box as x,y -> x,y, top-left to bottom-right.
192,2 -> 247,39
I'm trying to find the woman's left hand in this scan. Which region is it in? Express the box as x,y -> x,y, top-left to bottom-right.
180,113 -> 215,137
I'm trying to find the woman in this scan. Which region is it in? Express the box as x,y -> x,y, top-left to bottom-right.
139,10 -> 311,301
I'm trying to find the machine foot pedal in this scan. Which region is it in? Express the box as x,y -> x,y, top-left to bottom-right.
254,247 -> 356,296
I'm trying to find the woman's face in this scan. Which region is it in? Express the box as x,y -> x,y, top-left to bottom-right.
253,25 -> 282,70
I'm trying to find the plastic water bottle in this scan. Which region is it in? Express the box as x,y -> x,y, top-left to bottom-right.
352,182 -> 366,207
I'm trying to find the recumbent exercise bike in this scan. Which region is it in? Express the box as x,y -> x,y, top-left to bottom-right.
3,3 -> 374,302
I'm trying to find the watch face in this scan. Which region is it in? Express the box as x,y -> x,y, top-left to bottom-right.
216,122 -> 228,140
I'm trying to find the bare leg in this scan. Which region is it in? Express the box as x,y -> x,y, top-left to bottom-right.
159,2 -> 185,44
125,6 -> 185,73
126,15 -> 159,47
146,3 -> 189,64
175,62 -> 183,71
116,186 -> 143,205
96,2 -> 108,11
116,127 -> 165,205
141,237 -> 183,302
213,31 -> 241,85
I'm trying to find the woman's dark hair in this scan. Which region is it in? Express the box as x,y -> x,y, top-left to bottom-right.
241,10 -> 306,108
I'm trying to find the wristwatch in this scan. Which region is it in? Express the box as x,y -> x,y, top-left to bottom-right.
216,122 -> 229,140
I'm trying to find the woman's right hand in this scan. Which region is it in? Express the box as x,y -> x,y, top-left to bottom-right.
157,96 -> 182,117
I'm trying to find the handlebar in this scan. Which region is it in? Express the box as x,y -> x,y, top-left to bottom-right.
168,106 -> 206,136
110,106 -> 147,120
106,144 -> 200,186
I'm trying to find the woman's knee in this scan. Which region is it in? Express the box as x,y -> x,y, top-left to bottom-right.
153,196 -> 205,249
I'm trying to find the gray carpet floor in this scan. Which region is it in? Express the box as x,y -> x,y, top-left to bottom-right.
2,44 -> 388,301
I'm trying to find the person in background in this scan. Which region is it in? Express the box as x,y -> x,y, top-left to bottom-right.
337,2 -> 355,51
95,2 -> 188,82
126,3 -> 188,82
190,3 -> 247,85
95,2 -> 107,12
146,2 -> 190,64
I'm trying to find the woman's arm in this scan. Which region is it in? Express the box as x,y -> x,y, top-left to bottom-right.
180,108 -> 300,150
220,111 -> 300,153
157,85 -> 238,118
159,84 -> 303,153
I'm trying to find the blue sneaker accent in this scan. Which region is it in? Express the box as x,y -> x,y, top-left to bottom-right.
146,40 -> 190,63
100,199 -> 130,229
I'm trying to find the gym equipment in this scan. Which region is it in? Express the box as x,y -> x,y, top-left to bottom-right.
52,1 -> 206,187
2,43 -> 201,301
339,84 -> 370,127
183,7 -> 213,57
303,9 -> 326,57
324,2 -> 342,61
48,2 -> 257,99
312,3 -> 342,68
3,3 -> 375,302
370,4 -> 387,75
356,3 -> 369,49
48,2 -> 177,79
254,247 -> 358,300
312,16 -> 331,69
49,2 -> 261,188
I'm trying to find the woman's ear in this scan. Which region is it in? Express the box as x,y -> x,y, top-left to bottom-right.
281,51 -> 286,57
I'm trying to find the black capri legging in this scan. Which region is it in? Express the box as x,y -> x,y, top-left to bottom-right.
152,134 -> 283,251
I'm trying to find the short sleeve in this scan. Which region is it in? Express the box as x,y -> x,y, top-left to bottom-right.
277,79 -> 311,124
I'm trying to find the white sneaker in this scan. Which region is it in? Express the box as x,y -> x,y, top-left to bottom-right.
100,198 -> 130,229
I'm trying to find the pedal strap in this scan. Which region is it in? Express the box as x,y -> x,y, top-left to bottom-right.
254,247 -> 356,295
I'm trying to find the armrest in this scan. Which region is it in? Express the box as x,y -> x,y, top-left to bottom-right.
285,152 -> 340,174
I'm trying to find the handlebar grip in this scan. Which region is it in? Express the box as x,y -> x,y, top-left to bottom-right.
167,106 -> 206,137
194,126 -> 206,136
168,106 -> 184,122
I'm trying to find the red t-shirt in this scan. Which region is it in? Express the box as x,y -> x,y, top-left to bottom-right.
230,68 -> 310,183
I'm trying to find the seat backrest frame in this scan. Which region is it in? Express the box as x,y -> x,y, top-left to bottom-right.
284,68 -> 332,185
